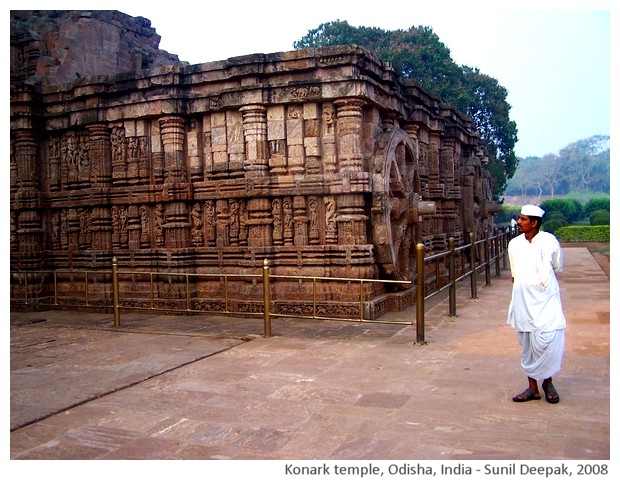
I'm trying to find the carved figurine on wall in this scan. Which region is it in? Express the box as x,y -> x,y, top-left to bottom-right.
191,203 -> 204,246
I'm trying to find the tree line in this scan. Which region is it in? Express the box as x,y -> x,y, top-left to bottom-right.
504,135 -> 610,198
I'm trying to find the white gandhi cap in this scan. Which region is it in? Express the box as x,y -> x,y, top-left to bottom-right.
521,204 -> 545,217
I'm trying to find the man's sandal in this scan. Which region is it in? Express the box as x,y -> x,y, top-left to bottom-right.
512,388 -> 541,402
542,382 -> 560,404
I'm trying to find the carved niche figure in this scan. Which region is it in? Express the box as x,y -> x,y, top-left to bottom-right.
308,196 -> 319,244
229,200 -> 239,245
324,196 -> 337,244
204,200 -> 216,246
215,200 -> 230,247
154,204 -> 165,246
190,203 -> 203,246
238,200 -> 248,246
139,205 -> 150,247
282,197 -> 293,245
272,198 -> 283,245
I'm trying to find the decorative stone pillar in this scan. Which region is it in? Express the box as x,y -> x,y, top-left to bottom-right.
66,208 -> 80,251
403,124 -> 419,159
461,151 -> 477,235
90,207 -> 112,250
241,105 -> 269,177
293,196 -> 309,246
334,99 -> 364,173
336,194 -> 368,245
87,124 -> 112,189
188,119 -> 203,183
13,131 -> 43,265
428,132 -> 441,184
160,116 -> 187,183
78,207 -> 92,249
127,204 -> 141,250
246,198 -> 273,247
163,202 -> 190,249
440,138 -> 456,186
160,116 -> 190,248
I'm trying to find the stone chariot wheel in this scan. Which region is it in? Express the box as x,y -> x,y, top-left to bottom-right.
371,128 -> 434,284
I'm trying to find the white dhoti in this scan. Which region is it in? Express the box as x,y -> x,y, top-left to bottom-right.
517,329 -> 565,381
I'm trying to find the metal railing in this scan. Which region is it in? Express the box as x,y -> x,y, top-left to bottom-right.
11,229 -> 512,343
413,228 -> 511,344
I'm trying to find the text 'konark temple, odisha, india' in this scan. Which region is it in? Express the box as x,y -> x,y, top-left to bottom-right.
10,11 -> 499,320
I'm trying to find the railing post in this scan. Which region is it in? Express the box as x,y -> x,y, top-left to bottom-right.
185,274 -> 190,311
502,230 -> 508,270
448,237 -> 456,317
484,231 -> 491,286
112,256 -> 120,328
469,232 -> 478,299
494,228 -> 501,276
415,243 -> 427,345
359,280 -> 365,321
263,258 -> 272,338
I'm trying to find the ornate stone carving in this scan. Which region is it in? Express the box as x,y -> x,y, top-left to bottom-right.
10,20 -> 498,316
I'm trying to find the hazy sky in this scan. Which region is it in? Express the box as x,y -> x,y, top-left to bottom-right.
14,1 -> 614,158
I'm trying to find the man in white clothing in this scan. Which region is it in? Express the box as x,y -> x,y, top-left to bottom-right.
507,204 -> 566,404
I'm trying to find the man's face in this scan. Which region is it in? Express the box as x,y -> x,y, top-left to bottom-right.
517,214 -> 536,234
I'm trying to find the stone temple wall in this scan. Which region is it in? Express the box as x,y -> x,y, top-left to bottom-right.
10,12 -> 498,318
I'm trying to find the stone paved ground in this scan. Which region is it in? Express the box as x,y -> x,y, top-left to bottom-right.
7,247 -> 610,476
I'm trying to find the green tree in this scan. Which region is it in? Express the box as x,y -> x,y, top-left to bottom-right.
540,199 -> 579,223
504,135 -> 610,198
293,21 -> 518,199
585,197 -> 610,215
559,135 -> 610,194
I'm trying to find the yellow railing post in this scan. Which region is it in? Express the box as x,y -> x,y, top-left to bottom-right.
494,228 -> 501,276
448,237 -> 456,317
415,243 -> 427,345
484,231 -> 491,286
469,232 -> 478,299
502,230 -> 508,269
112,256 -> 120,327
263,258 -> 271,338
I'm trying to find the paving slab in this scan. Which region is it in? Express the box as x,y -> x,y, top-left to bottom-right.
8,247 -> 610,467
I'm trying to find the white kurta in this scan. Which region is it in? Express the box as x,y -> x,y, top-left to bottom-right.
507,231 -> 566,332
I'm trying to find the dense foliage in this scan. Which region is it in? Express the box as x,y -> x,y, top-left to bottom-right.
539,198 -> 582,223
505,135 -> 610,197
584,197 -> 610,215
293,21 -> 518,199
554,225 -> 610,243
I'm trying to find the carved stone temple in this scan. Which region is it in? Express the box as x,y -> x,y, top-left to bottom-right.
10,11 -> 498,319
